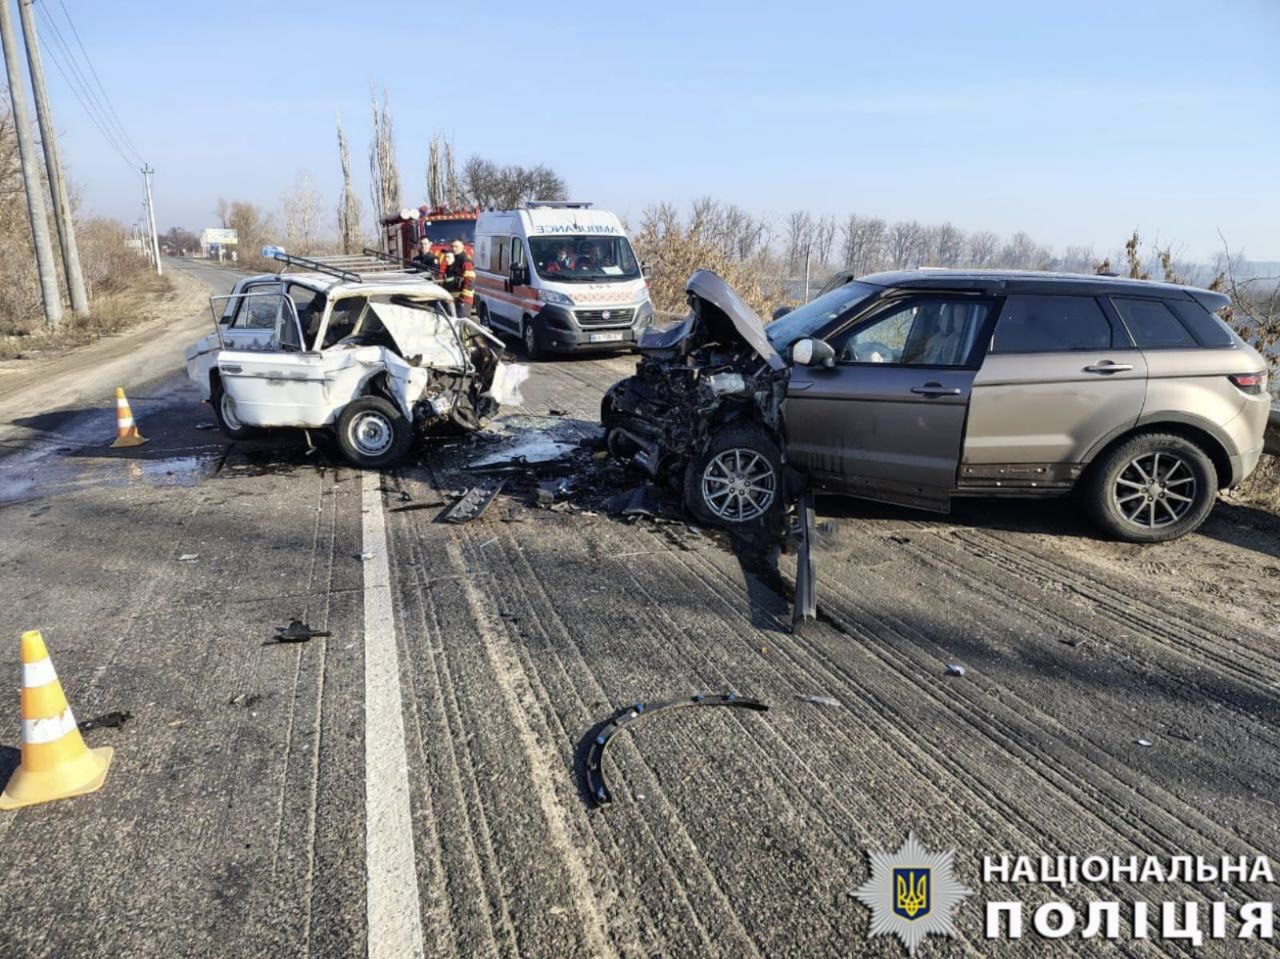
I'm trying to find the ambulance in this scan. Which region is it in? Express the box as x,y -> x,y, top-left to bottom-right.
473,202 -> 654,359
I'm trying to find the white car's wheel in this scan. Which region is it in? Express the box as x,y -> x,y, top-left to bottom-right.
336,396 -> 411,468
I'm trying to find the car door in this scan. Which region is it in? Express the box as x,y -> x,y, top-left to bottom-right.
216,295 -> 333,428
961,294 -> 1147,488
220,280 -> 286,351
785,293 -> 996,511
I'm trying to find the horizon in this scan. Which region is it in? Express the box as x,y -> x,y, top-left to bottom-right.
25,0 -> 1280,263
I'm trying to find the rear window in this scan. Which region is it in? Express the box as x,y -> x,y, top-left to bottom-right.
1111,297 -> 1197,349
1167,299 -> 1236,348
990,295 -> 1113,353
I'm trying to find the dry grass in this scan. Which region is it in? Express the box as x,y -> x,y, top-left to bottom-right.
631,202 -> 783,319
0,272 -> 174,360
1230,454 -> 1280,515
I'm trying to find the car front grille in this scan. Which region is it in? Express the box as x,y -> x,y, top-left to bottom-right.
575,307 -> 635,328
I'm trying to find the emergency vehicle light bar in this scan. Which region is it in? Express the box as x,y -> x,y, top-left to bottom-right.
524,200 -> 592,209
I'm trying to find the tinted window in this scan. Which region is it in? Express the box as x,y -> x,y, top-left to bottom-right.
1167,299 -> 1235,348
1112,297 -> 1197,349
990,295 -> 1112,353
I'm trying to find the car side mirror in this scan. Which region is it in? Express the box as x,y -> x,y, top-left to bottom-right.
772,305 -> 794,321
511,264 -> 529,286
792,337 -> 835,368
641,263 -> 652,278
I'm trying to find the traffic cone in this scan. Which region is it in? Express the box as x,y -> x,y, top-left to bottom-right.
0,631 -> 113,810
110,386 -> 147,448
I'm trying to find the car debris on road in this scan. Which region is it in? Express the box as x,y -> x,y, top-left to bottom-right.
582,693 -> 770,807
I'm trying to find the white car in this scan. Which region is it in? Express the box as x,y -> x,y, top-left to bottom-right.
185,254 -> 528,468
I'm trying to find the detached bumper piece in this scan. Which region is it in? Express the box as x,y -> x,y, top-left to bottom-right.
584,693 -> 770,807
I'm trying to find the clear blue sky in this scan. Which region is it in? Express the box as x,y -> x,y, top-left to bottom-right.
34,0 -> 1280,261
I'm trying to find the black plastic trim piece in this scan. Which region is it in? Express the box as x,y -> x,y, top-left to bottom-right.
583,694 -> 769,807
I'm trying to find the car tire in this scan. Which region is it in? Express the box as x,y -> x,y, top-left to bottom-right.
683,422 -> 785,533
522,315 -> 544,361
211,381 -> 258,440
1082,432 -> 1217,543
335,395 -> 412,469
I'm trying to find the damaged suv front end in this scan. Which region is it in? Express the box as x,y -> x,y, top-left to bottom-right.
601,270 -> 793,528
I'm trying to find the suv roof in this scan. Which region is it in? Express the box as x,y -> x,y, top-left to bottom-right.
850,269 -> 1231,311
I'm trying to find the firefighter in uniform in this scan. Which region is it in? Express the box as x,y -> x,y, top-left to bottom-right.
411,235 -> 439,277
445,239 -> 475,318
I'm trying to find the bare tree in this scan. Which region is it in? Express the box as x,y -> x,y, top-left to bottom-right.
281,171 -> 323,253
966,230 -> 998,267
1059,245 -> 1095,273
336,111 -> 362,254
368,89 -> 401,222
214,198 -> 230,229
813,215 -> 837,269
934,222 -> 965,267
425,133 -> 460,210
887,220 -> 923,269
784,210 -> 813,275
462,155 -> 566,209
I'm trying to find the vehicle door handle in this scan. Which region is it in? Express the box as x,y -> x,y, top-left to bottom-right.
221,364 -> 242,373
1083,362 -> 1134,374
911,383 -> 962,396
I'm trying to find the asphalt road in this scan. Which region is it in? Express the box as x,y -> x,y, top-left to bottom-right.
0,259 -> 1278,958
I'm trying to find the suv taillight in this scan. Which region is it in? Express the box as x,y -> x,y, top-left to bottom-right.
1229,372 -> 1265,395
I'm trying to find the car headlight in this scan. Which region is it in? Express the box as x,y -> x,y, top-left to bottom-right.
541,289 -> 574,307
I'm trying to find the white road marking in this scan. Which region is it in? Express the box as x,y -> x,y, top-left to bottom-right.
362,471 -> 426,959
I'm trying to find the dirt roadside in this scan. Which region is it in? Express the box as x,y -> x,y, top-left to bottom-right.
0,260 -> 226,449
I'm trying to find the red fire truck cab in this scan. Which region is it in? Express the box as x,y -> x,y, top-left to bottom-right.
381,206 -> 478,261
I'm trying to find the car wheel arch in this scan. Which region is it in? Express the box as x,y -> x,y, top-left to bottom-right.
1082,420 -> 1233,491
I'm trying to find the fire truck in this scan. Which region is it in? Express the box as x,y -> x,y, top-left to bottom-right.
381,206 -> 479,262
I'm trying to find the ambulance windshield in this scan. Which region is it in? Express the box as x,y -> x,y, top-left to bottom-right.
530,236 -> 641,282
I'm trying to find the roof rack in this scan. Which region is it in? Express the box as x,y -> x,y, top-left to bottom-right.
269,250 -> 363,283
361,247 -> 430,272
269,249 -> 436,283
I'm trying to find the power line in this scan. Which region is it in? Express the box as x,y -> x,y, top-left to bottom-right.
32,18 -> 134,167
48,0 -> 141,162
31,0 -> 141,168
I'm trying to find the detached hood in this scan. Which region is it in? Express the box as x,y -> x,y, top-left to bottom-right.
685,270 -> 786,371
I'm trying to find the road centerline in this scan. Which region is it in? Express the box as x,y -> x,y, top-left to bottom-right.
362,470 -> 426,959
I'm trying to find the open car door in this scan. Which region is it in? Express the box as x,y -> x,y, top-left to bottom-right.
785,293 -> 996,512
215,294 -> 333,428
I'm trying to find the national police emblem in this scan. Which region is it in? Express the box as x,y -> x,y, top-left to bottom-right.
854,832 -> 970,956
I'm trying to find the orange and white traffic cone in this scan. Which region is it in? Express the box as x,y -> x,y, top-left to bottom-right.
110,386 -> 147,448
0,631 -> 113,810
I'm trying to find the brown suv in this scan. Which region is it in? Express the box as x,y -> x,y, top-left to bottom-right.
602,269 -> 1270,543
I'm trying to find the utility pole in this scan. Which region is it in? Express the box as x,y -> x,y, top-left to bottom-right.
142,166 -> 161,275
0,0 -> 62,327
17,0 -> 88,315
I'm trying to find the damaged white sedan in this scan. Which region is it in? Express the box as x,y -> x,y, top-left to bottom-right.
185,253 -> 528,468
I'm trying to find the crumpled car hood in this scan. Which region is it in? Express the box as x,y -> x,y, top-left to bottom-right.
687,270 -> 785,370
369,301 -> 466,369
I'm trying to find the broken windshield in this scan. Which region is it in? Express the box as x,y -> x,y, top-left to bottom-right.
530,236 -> 640,282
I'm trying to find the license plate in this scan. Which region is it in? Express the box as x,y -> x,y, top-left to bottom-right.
589,331 -> 625,343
